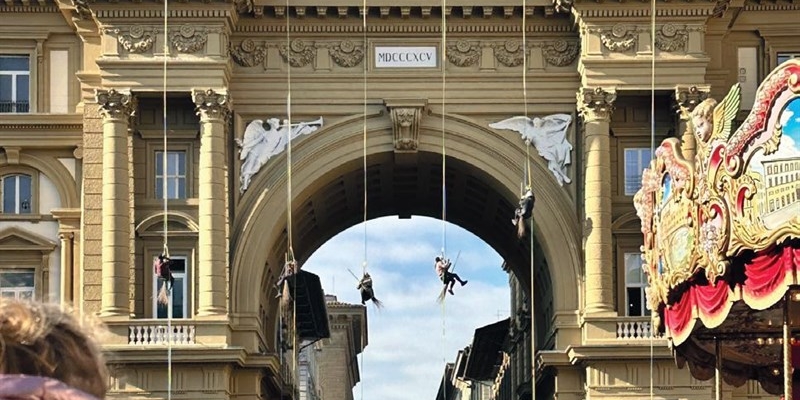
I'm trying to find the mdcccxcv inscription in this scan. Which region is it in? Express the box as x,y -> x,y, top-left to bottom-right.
374,46 -> 437,68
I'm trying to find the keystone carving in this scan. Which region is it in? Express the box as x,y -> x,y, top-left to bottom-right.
95,89 -> 135,120
600,24 -> 636,52
447,40 -> 480,67
279,39 -> 316,67
493,40 -> 526,67
542,40 -> 578,67
231,39 -> 266,67
193,89 -> 230,122
171,25 -> 208,54
117,25 -> 156,54
577,87 -> 617,122
674,85 -> 710,116
655,24 -> 688,53
330,40 -> 364,68
385,99 -> 427,153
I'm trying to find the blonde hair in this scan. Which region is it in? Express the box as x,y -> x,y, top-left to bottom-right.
0,298 -> 109,398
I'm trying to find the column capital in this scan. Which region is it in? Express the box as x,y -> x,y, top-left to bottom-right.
95,89 -> 135,120
193,88 -> 230,122
577,86 -> 617,122
674,84 -> 711,117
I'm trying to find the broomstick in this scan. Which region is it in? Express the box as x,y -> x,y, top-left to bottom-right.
517,217 -> 527,239
436,251 -> 461,304
348,268 -> 383,309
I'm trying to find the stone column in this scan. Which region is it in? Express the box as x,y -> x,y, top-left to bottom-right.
578,87 -> 616,315
193,88 -> 229,317
674,85 -> 710,161
96,89 -> 134,318
59,232 -> 74,304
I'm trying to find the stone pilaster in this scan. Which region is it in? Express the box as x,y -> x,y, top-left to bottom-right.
674,85 -> 710,161
96,88 -> 135,318
193,88 -> 229,317
577,86 -> 616,315
52,208 -> 81,306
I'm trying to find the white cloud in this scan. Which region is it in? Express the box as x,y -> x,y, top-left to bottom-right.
305,216 -> 509,400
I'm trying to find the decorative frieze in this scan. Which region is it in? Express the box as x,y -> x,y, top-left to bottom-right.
446,40 -> 480,67
674,85 -> 710,115
230,39 -> 266,67
193,89 -> 230,122
112,25 -> 157,54
542,40 -> 578,67
493,40 -> 525,67
600,24 -> 636,53
329,40 -> 364,68
655,24 -> 688,53
170,25 -> 208,54
279,39 -> 316,67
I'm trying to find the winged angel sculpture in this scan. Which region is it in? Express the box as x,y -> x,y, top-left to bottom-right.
489,114 -> 573,186
235,117 -> 324,193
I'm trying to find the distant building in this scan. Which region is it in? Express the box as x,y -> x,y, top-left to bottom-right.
314,295 -> 367,400
762,157 -> 800,213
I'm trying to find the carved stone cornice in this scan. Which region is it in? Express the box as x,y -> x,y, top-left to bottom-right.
492,40 -> 526,67
235,23 -> 573,35
384,99 -> 427,153
655,24 -> 688,53
542,40 -> 579,67
193,89 -> 230,122
577,87 -> 617,122
95,89 -> 135,121
447,40 -> 480,67
171,25 -> 208,54
329,40 -> 364,68
599,24 -> 636,53
674,85 -> 710,117
279,39 -> 315,67
230,39 -> 266,67
109,25 -> 157,54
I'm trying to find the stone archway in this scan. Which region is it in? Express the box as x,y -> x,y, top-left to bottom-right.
230,112 -> 582,351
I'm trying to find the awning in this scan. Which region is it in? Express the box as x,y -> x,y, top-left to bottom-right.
464,318 -> 509,381
286,270 -> 330,341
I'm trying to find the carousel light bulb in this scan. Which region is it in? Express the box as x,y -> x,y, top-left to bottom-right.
756,338 -> 765,345
792,291 -> 800,302
767,338 -> 775,345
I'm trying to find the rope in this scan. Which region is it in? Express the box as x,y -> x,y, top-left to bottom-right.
160,0 -> 172,398
440,5 -> 448,400
360,4 -> 368,400
284,3 -> 298,399
648,0 -> 657,398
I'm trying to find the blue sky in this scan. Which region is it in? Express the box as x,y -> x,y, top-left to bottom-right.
303,216 -> 509,400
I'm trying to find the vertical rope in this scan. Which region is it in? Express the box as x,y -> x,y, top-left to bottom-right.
649,0 -> 657,398
284,3 -> 298,399
360,5 -> 368,400
161,1 -> 172,399
440,5 -> 448,400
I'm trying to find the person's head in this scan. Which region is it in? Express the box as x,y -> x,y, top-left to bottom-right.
435,256 -> 441,262
691,98 -> 717,142
0,298 -> 108,398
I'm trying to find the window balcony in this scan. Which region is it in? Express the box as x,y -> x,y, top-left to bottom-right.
0,101 -> 29,113
102,318 -> 232,347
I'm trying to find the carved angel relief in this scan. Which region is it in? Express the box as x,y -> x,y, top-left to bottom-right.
279,39 -> 316,68
330,40 -> 364,68
171,25 -> 208,54
447,40 -> 480,67
600,24 -> 636,52
231,39 -> 266,67
489,114 -> 573,186
236,117 -> 324,193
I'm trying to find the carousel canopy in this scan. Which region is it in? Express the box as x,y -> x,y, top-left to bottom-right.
634,59 -> 800,394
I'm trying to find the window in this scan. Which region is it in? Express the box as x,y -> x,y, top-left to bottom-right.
0,269 -> 35,300
155,151 -> 187,199
153,256 -> 187,319
0,55 -> 30,113
624,148 -> 652,196
777,52 -> 800,65
1,174 -> 32,214
625,252 -> 650,317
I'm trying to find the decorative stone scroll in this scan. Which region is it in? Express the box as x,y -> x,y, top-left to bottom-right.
385,99 -> 427,153
279,39 -> 316,67
193,89 -> 230,122
116,25 -> 156,54
230,39 -> 266,67
446,40 -> 480,67
577,87 -> 617,122
600,24 -> 636,53
493,40 -> 526,67
170,25 -> 208,54
542,40 -> 578,67
95,89 -> 134,120
655,24 -> 688,53
330,40 -> 365,68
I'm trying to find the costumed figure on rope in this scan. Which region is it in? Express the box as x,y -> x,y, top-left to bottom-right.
512,186 -> 535,238
275,258 -> 299,309
236,117 -> 324,193
153,253 -> 174,306
435,255 -> 468,302
355,272 -> 383,308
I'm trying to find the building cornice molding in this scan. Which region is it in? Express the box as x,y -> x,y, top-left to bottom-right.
0,5 -> 59,13
573,4 -> 715,18
234,21 -> 574,34
0,114 -> 83,148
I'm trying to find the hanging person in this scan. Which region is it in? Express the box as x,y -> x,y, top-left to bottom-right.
153,253 -> 174,306
512,186 -> 535,238
275,259 -> 299,299
435,256 -> 468,296
356,272 -> 383,308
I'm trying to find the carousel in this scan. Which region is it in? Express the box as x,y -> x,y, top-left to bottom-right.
634,59 -> 800,398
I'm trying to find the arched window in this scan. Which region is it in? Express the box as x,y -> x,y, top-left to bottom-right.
1,173 -> 32,214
